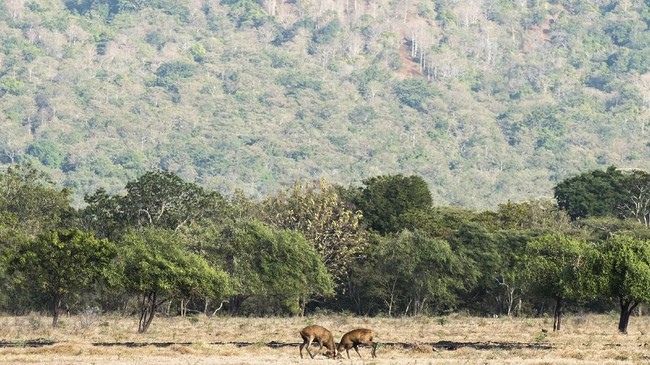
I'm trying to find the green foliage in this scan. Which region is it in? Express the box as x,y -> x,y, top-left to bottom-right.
262,179 -> 366,284
26,141 -> 65,168
598,234 -> 650,332
117,227 -> 228,332
277,71 -> 322,95
554,166 -> 628,220
397,206 -> 482,240
82,170 -> 227,238
188,43 -> 207,63
352,174 -> 433,234
155,61 -> 196,89
496,199 -> 571,231
393,78 -> 438,112
312,18 -> 342,45
521,232 -> 596,330
359,230 -> 465,315
221,0 -> 267,28
118,227 -> 228,296
0,164 -> 73,235
9,229 -> 116,327
348,105 -> 378,125
145,31 -> 166,50
0,77 -> 25,96
215,220 -> 334,315
521,233 -> 595,301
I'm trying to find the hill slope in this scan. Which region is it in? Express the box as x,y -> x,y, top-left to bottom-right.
0,0 -> 648,209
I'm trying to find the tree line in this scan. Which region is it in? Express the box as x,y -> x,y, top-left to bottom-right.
2,163 -> 650,334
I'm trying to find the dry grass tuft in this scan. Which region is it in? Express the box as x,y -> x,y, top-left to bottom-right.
409,342 -> 434,353
169,344 -> 194,354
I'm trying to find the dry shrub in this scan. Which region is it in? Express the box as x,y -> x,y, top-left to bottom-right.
25,342 -> 81,355
169,344 -> 194,354
409,342 -> 433,353
571,315 -> 588,328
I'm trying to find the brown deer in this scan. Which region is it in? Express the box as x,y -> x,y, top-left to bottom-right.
299,325 -> 337,359
337,328 -> 378,358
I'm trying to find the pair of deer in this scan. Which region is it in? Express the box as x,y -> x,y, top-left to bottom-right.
299,325 -> 378,359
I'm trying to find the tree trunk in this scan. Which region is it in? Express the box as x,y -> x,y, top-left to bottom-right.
553,296 -> 562,331
298,297 -> 306,317
138,292 -> 157,334
618,298 -> 639,334
51,295 -> 62,328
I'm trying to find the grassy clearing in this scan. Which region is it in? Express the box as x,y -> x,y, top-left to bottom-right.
0,313 -> 648,364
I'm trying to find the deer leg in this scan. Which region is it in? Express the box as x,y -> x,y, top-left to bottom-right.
300,338 -> 308,358
305,338 -> 315,359
371,342 -> 377,358
353,344 -> 362,358
313,341 -> 324,358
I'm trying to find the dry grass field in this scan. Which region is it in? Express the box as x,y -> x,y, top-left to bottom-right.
0,312 -> 649,364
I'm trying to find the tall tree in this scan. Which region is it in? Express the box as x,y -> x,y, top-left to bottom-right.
117,227 -> 229,333
262,179 -> 366,284
352,174 -> 432,234
0,164 -> 73,235
8,229 -> 116,327
82,170 -> 228,239
521,233 -> 595,331
215,220 -> 334,316
496,199 -> 572,231
359,230 -> 465,316
554,166 -> 628,220
598,234 -> 650,333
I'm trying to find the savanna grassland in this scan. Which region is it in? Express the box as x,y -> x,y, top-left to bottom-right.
0,313 -> 648,365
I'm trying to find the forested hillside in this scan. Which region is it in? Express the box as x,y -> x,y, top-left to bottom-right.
0,0 -> 649,208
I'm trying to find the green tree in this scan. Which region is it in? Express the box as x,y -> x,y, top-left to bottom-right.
360,230 -> 465,316
117,227 -> 229,333
26,141 -> 65,168
82,170 -> 227,239
521,233 -> 595,331
120,170 -> 225,230
0,223 -> 29,313
598,234 -> 650,333
0,164 -> 73,235
154,61 -> 195,90
215,220 -> 334,315
351,174 -> 432,234
393,78 -> 438,112
262,179 -> 366,284
554,166 -> 628,220
8,229 -> 116,327
490,230 -> 543,316
447,222 -> 504,314
397,206 -> 482,240
496,199 -> 572,231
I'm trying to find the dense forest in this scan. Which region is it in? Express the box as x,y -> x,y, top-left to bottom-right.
3,164 -> 650,334
0,0 -> 649,209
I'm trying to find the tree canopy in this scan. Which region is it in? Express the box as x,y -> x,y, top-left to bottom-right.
9,229 -> 116,327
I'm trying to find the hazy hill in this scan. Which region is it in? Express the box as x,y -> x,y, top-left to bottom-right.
0,0 -> 648,209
